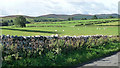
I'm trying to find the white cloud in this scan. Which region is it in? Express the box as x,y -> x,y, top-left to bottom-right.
0,0 -> 119,16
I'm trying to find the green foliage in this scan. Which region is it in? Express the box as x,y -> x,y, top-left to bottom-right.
2,36 -> 120,67
33,17 -> 64,22
81,18 -> 87,20
109,16 -> 115,18
1,20 -> 8,26
92,15 -> 98,19
14,16 -> 26,27
68,17 -> 74,21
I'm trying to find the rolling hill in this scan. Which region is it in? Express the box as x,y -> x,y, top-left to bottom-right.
1,13 -> 118,20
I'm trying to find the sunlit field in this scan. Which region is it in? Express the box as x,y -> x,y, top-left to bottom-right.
1,18 -> 119,36
1,26 -> 118,36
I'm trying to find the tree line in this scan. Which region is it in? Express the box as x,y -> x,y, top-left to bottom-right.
67,15 -> 115,21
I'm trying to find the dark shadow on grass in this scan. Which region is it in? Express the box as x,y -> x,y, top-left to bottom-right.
0,28 -> 61,34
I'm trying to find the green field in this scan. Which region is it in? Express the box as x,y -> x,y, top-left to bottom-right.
1,18 -> 120,67
96,22 -> 119,26
0,18 -> 119,36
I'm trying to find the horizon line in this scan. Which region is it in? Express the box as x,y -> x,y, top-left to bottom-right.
0,13 -> 118,17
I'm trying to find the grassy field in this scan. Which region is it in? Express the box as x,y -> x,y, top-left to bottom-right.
1,26 -> 119,36
1,18 -> 120,67
0,18 -> 119,36
96,22 -> 119,26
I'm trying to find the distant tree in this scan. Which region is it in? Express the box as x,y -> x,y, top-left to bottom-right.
26,21 -> 30,24
34,20 -> 37,22
92,15 -> 98,19
14,16 -> 26,27
68,18 -> 70,21
11,20 -> 13,23
8,20 -> 10,23
68,17 -> 74,21
2,19 -> 3,22
2,21 -> 8,26
109,16 -> 114,18
99,17 -> 103,19
81,18 -> 87,20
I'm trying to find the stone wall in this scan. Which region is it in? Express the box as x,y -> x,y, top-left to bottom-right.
1,35 -> 118,50
0,34 -> 119,61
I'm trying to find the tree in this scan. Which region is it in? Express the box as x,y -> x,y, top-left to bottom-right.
68,17 -> 74,21
81,18 -> 87,20
14,16 -> 26,27
10,20 -> 13,23
109,16 -> 114,18
2,21 -> 8,26
92,15 -> 98,19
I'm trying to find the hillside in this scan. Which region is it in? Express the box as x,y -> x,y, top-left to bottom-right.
1,14 -> 119,20
39,14 -> 118,20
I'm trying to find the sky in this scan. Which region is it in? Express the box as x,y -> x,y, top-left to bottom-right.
0,0 -> 119,17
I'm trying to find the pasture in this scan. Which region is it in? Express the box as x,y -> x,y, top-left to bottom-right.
0,18 -> 119,36
1,26 -> 118,36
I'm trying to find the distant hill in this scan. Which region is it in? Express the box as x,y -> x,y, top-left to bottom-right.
1,15 -> 34,18
1,14 -> 119,20
40,14 -> 118,20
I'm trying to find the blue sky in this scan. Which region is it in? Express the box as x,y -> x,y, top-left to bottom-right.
0,0 -> 119,17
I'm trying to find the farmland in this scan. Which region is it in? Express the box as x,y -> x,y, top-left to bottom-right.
1,18 -> 119,36
0,0 -> 120,67
0,17 -> 120,67
1,26 -> 119,36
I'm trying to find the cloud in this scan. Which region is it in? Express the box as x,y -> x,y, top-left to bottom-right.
0,0 -> 119,16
